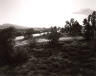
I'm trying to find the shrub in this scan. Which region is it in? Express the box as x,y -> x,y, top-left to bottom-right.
24,28 -> 34,39
27,39 -> 37,49
0,27 -> 29,66
45,26 -> 61,47
33,49 -> 52,57
13,46 -> 30,65
92,37 -> 96,52
0,27 -> 16,65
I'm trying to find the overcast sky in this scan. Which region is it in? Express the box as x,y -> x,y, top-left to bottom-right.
0,0 -> 96,27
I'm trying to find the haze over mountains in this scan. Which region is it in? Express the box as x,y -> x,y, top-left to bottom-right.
0,23 -> 29,29
0,23 -> 47,31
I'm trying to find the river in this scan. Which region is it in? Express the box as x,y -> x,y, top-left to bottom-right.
15,32 -> 48,41
15,33 -> 83,46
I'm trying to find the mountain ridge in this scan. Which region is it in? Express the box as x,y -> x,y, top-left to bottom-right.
0,23 -> 47,31
0,23 -> 30,29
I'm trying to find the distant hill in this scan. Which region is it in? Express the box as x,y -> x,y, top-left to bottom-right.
0,23 -> 29,29
0,23 -> 48,32
33,28 -> 48,31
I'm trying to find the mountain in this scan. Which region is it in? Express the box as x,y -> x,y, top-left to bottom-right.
0,23 -> 29,29
0,23 -> 48,32
33,28 -> 48,31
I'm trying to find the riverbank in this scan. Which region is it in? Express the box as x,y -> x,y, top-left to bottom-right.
15,36 -> 84,46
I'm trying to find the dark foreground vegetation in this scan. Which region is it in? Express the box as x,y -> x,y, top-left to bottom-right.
0,39 -> 96,76
0,11 -> 96,76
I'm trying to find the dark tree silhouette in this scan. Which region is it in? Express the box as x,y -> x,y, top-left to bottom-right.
60,27 -> 66,33
0,26 -> 16,65
24,28 -> 34,39
46,26 -> 61,45
64,18 -> 82,36
71,20 -> 82,36
0,27 -> 29,65
83,11 -> 96,40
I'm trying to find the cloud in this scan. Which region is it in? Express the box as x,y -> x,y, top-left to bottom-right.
73,8 -> 94,15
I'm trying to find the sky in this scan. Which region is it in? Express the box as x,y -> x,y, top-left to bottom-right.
0,0 -> 96,28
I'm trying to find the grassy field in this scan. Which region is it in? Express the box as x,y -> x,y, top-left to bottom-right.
0,39 -> 96,76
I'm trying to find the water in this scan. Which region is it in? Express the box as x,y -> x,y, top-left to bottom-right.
15,32 -> 49,41
15,35 -> 83,46
15,36 -> 24,41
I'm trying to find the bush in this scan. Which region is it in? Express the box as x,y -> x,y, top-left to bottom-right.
0,27 -> 16,65
0,27 -> 29,66
33,49 -> 52,57
45,26 -> 61,47
13,46 -> 30,65
48,40 -> 62,48
24,28 -> 34,39
27,39 -> 37,49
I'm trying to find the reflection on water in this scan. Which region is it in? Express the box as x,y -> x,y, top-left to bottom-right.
15,36 -> 24,41
15,32 -> 48,41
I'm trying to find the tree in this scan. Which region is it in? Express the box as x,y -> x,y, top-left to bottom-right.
83,11 -> 96,40
24,28 -> 34,39
90,11 -> 96,38
64,18 -> 82,36
83,18 -> 92,40
60,28 -> 66,33
0,26 -> 16,65
71,20 -> 82,36
46,26 -> 61,45
65,21 -> 70,34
